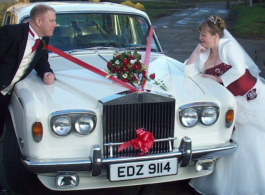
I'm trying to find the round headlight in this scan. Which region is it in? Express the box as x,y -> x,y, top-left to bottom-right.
75,116 -> 95,135
201,107 -> 218,125
181,108 -> 198,127
52,116 -> 72,136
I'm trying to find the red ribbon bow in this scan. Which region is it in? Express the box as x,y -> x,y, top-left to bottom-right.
118,128 -> 155,155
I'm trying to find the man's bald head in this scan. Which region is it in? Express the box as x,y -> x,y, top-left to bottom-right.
29,4 -> 57,37
30,4 -> 55,20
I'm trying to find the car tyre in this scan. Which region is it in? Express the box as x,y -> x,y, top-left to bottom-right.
1,112 -> 45,194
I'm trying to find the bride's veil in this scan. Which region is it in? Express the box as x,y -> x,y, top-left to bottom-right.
223,29 -> 265,83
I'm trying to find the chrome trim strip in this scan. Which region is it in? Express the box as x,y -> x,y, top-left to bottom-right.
22,158 -> 92,173
179,102 -> 219,111
50,109 -> 97,117
192,139 -> 238,159
104,137 -> 178,146
22,140 -> 237,174
104,137 -> 177,157
99,90 -> 174,105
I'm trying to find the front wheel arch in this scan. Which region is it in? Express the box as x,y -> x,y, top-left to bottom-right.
1,111 -> 46,194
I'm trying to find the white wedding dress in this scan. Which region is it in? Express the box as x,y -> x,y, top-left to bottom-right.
187,29 -> 265,195
189,72 -> 265,195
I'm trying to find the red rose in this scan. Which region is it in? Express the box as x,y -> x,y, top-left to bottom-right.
130,55 -> 135,60
136,62 -> 142,70
122,59 -> 129,65
132,64 -> 139,70
122,66 -> 128,72
43,44 -> 48,50
133,75 -> 138,81
107,62 -> 112,68
117,55 -> 121,59
116,70 -> 121,74
150,73 -> 155,79
112,66 -> 118,72
123,78 -> 130,82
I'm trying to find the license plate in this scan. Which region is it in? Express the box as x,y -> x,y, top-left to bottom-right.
108,158 -> 178,181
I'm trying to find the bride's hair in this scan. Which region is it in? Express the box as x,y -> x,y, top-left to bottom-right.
198,16 -> 226,38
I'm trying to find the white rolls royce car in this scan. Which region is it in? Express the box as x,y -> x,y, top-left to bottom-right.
0,2 -> 237,194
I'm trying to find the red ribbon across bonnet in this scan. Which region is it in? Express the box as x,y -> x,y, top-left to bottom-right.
47,45 -> 137,92
46,26 -> 154,92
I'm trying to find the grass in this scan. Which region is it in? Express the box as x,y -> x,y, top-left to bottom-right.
226,2 -> 265,39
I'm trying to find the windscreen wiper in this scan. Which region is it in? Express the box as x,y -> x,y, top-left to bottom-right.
66,47 -> 119,54
122,46 -> 158,51
84,46 -> 119,50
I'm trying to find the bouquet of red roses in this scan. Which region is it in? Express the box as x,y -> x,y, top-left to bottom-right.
106,49 -> 155,89
106,49 -> 167,91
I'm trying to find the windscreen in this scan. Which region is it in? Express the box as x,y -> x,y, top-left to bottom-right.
22,13 -> 160,52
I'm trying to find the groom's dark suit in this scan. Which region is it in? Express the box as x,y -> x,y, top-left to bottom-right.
0,22 -> 54,136
0,23 -> 53,90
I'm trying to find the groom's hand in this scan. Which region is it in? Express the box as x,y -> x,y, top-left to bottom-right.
43,72 -> 55,85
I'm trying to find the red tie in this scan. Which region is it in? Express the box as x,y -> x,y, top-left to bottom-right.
29,28 -> 40,53
32,39 -> 40,53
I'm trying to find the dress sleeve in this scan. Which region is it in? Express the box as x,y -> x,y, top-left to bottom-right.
220,42 -> 246,87
183,49 -> 209,78
184,61 -> 201,77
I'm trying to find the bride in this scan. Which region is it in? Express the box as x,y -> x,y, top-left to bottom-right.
184,15 -> 265,195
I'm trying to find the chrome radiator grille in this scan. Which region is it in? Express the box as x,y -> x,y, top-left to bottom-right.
101,92 -> 175,158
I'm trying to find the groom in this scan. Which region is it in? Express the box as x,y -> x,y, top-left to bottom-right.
0,4 -> 57,138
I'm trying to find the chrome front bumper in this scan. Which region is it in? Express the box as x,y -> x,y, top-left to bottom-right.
22,137 -> 238,175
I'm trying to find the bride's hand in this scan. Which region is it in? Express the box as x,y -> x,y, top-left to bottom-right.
194,43 -> 207,54
185,43 -> 208,65
202,74 -> 222,83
